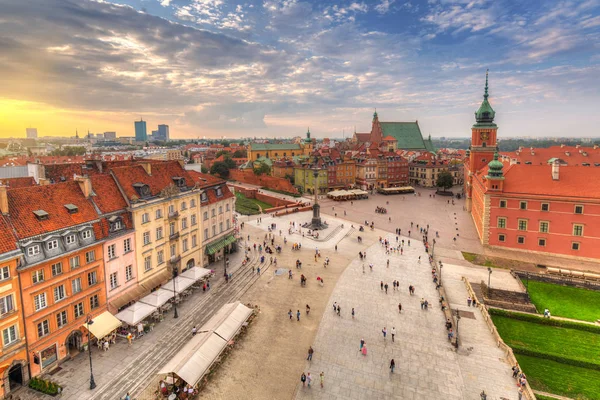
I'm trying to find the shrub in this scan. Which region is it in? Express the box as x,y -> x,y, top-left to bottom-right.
489,308 -> 600,334
511,346 -> 600,371
29,376 -> 62,396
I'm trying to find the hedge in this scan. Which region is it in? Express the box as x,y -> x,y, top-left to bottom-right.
260,187 -> 301,197
29,376 -> 62,396
511,345 -> 600,371
489,308 -> 600,334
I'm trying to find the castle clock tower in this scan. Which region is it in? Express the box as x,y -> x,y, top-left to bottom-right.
465,70 -> 498,211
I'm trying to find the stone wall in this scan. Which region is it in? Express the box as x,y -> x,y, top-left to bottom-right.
479,281 -> 537,313
229,184 -> 298,211
229,170 -> 298,194
514,270 -> 600,291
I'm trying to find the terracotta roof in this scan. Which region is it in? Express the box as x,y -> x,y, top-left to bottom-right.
110,161 -> 194,200
90,175 -> 128,214
44,163 -> 85,183
187,171 -> 225,188
502,146 -> 600,166
6,181 -> 99,239
383,136 -> 397,141
0,215 -> 18,254
501,164 -> 600,198
0,177 -> 36,188
354,133 -> 370,143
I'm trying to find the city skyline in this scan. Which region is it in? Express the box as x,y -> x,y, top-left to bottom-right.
1,0 -> 599,139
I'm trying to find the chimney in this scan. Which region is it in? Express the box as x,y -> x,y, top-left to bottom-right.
594,144 -> 598,150
140,162 -> 152,175
561,143 -> 565,148
552,160 -> 560,181
38,178 -> 50,186
576,144 -> 581,148
0,185 -> 8,214
74,175 -> 93,198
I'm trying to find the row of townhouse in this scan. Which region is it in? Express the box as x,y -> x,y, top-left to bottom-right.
0,160 -> 235,398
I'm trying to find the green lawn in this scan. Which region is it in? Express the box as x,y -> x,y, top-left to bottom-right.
524,280 -> 600,322
492,315 -> 600,364
516,354 -> 600,400
234,192 -> 274,215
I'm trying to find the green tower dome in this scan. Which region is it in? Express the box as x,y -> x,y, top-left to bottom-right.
487,152 -> 504,178
475,70 -> 496,124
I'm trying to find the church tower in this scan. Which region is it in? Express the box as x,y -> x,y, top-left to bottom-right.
465,70 -> 498,211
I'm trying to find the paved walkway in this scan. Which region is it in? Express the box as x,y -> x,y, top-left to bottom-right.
295,232 -> 518,400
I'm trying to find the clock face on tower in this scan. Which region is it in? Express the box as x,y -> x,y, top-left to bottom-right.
480,131 -> 489,141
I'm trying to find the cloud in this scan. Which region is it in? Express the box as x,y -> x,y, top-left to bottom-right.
349,2 -> 368,13
375,0 -> 396,14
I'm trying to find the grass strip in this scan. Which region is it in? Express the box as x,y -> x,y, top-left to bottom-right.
523,280 -> 600,322
489,308 -> 600,334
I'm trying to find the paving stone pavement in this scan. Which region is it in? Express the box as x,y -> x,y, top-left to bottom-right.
295,232 -> 518,400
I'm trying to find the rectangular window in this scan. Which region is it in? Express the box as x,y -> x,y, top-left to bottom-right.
181,217 -> 188,230
74,302 -> 84,318
0,265 -> 9,281
204,228 -> 209,239
573,224 -> 584,236
70,256 -> 80,269
34,293 -> 47,311
2,325 -> 18,346
56,310 -> 67,328
518,219 -> 528,231
157,250 -> 164,265
53,285 -> 66,302
124,238 -> 131,253
142,213 -> 149,224
192,235 -> 197,248
66,234 -> 76,245
82,230 -> 92,240
168,205 -> 175,214
519,201 -> 527,210
219,222 -> 223,232
0,294 -> 14,315
227,219 -> 231,229
191,214 -> 197,226
37,320 -> 50,338
110,272 -> 118,290
47,239 -> 59,250
541,203 -> 549,212
517,236 -> 525,244
90,295 -> 99,310
181,202 -> 187,211
538,238 -> 546,247
144,256 -> 152,271
226,204 -> 230,211
190,199 -> 196,208
108,244 -> 116,259
219,206 -> 223,214
575,205 -> 584,214
27,245 -> 40,257
169,222 -> 176,236
572,242 -> 580,250
182,239 -> 188,252
170,244 -> 176,257
32,269 -> 44,284
85,250 -> 95,263
87,271 -> 97,286
211,209 -> 216,217
203,212 -> 208,221
539,221 -> 549,233
125,265 -> 133,281
143,231 -> 151,245
156,209 -> 163,219
497,217 -> 506,229
51,262 -> 62,277
156,227 -> 163,240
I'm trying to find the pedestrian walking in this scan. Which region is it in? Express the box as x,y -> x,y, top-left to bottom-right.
297,310 -> 301,321
301,372 -> 307,387
387,259 -> 390,268
398,303 -> 402,313
307,346 -> 314,361
369,263 -> 373,271
127,332 -> 133,346
380,281 -> 384,290
288,309 -> 293,320
337,305 -> 341,316
467,296 -> 472,307
352,307 -> 355,319
333,302 -> 337,312
362,344 -> 367,356
418,256 -> 421,264
382,327 -> 387,339
390,359 -> 395,373
384,283 -> 388,294
207,280 -> 210,290
320,372 -> 324,388
306,372 -> 312,387
359,338 -> 365,351
192,325 -> 197,336
391,327 -> 396,342
306,304 -> 311,315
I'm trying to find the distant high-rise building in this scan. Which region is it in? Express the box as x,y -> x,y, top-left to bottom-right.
150,130 -> 159,141
26,128 -> 38,138
157,124 -> 170,141
104,131 -> 117,140
135,118 -> 147,142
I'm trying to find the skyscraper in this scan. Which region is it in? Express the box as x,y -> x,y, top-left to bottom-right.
135,118 -> 147,142
157,124 -> 170,141
26,128 -> 38,138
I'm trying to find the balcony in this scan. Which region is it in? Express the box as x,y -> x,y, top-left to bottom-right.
169,255 -> 181,265
168,211 -> 180,220
169,232 -> 180,241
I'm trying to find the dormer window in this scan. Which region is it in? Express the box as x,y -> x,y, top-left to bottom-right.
81,230 -> 92,240
64,204 -> 78,214
47,240 -> 59,250
133,183 -> 151,198
33,210 -> 49,221
27,245 -> 41,257
216,187 -> 223,197
108,216 -> 124,232
172,177 -> 186,188
65,234 -> 76,245
201,192 -> 208,202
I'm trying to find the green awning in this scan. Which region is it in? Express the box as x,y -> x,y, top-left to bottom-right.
206,235 -> 237,255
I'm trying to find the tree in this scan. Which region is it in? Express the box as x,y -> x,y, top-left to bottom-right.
232,149 -> 247,158
215,150 -> 230,158
223,157 -> 236,170
50,146 -> 87,156
436,170 -> 454,192
284,173 -> 295,185
200,165 -> 209,173
210,162 -> 231,178
253,161 -> 271,176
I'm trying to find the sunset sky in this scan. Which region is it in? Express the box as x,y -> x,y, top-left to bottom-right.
1,0 -> 599,139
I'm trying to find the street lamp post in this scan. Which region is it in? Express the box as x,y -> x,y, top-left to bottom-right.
487,267 -> 492,298
172,265 -> 179,319
455,309 -> 461,349
439,261 -> 443,286
85,315 -> 96,390
224,251 -> 230,281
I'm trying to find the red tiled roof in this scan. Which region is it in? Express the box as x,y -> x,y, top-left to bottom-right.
501,165 -> 600,198
502,146 -> 600,166
90,175 -> 128,213
0,177 -> 36,188
7,181 -> 99,239
383,136 -> 396,141
354,133 -> 370,142
44,163 -> 85,183
188,171 -> 225,188
0,215 -> 18,254
110,161 -> 194,200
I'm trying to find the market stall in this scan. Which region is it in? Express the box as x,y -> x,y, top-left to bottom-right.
179,266 -> 212,282
115,302 -> 157,338
81,311 -> 123,350
138,288 -> 175,308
